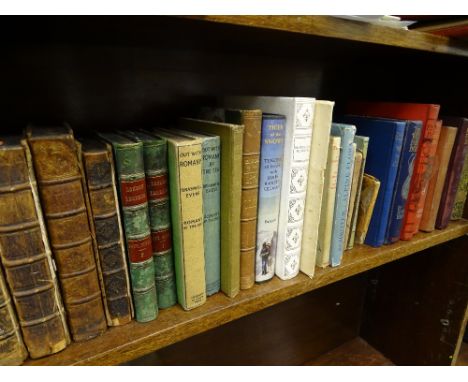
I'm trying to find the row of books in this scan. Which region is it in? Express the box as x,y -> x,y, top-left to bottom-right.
1,97 -> 467,365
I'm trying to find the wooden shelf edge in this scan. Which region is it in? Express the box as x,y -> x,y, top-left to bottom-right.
183,16 -> 468,58
25,220 -> 468,366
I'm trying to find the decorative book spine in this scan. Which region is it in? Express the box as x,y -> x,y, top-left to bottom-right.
103,137 -> 158,322
81,142 -> 134,325
330,123 -> 356,267
166,140 -> 206,310
436,119 -> 468,229
26,127 -> 107,342
451,151 -> 468,220
420,125 -> 457,232
316,136 -> 340,268
347,136 -> 369,249
225,110 -> 262,290
275,99 -> 315,280
0,138 -> 70,358
355,174 -> 381,245
385,122 -> 422,243
256,114 -> 286,282
343,143 -> 360,248
300,100 -> 334,277
0,266 -> 28,365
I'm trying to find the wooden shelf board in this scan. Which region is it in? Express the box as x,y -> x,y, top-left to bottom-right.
25,220 -> 468,366
187,16 -> 468,58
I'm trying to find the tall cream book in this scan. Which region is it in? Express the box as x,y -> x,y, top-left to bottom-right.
300,100 -> 334,277
344,144 -> 362,248
316,136 -> 341,268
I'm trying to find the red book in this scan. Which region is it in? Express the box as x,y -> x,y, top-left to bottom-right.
346,101 -> 440,240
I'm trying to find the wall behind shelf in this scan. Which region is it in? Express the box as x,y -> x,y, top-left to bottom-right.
1,16 -> 468,132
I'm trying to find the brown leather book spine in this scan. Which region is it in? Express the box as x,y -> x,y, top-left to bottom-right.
26,126 -> 107,342
0,137 -> 70,358
225,109 -> 262,290
0,266 -> 28,365
81,139 -> 133,326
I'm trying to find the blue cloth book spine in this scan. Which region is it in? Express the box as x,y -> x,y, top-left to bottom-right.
341,116 -> 406,247
255,114 -> 286,282
330,123 -> 356,267
385,121 -> 422,243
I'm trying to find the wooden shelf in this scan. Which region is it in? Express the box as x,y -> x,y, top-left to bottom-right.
188,16 -> 468,58
25,220 -> 468,366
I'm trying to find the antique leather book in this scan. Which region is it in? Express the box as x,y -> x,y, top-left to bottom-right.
0,266 -> 28,365
355,174 -> 381,245
224,109 -> 262,290
80,138 -> 134,325
451,150 -> 468,220
26,125 -> 107,342
436,117 -> 468,229
99,132 -> 158,321
0,136 -> 70,358
420,124 -> 457,232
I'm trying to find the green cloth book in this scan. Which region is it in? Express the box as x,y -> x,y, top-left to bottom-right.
179,118 -> 244,298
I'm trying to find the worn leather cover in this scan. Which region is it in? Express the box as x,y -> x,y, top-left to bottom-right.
26,126 -> 107,342
81,138 -> 134,325
451,147 -> 468,220
0,265 -> 28,365
355,174 -> 381,245
0,136 -> 70,358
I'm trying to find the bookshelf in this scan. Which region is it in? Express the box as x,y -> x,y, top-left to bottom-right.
2,15 -> 468,366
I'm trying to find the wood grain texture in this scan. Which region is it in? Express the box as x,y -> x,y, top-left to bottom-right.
189,16 -> 468,58
24,220 -> 468,365
456,342 -> 468,366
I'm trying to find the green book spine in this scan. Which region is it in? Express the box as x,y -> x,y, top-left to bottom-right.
98,133 -> 158,322
122,130 -> 178,309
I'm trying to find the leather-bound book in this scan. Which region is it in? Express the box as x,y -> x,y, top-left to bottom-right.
355,174 -> 381,245
26,126 -> 107,342
80,138 -> 134,325
451,150 -> 468,220
420,124 -> 457,232
436,117 -> 468,229
0,136 -> 70,357
0,266 -> 28,365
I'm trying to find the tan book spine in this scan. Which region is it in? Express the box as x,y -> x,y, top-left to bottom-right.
316,136 -> 341,268
420,124 -> 457,232
26,126 -> 107,342
0,266 -> 28,365
344,147 -> 362,248
355,174 -> 381,245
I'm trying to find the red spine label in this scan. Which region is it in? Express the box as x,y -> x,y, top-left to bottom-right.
121,178 -> 147,206
128,235 -> 153,262
147,174 -> 169,201
151,228 -> 172,253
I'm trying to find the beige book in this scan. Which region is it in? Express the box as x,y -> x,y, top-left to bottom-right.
344,147 -> 362,248
300,100 -> 335,277
316,136 -> 341,268
355,174 -> 381,245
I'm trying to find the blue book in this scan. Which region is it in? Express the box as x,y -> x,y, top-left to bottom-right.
330,123 -> 356,267
385,121 -> 422,243
341,116 -> 406,247
256,114 -> 286,282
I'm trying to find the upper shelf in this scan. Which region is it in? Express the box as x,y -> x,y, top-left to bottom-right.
188,16 -> 468,58
24,219 -> 468,366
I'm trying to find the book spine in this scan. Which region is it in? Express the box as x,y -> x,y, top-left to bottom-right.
27,129 -> 107,342
300,100 -> 334,277
0,142 -> 70,358
199,137 -> 221,296
386,122 -> 422,242
367,125 -> 405,247
0,266 -> 28,365
225,110 -> 262,290
111,141 -> 158,322
436,123 -> 468,228
400,116 -> 438,240
316,136 -> 340,268
142,140 -> 178,309
343,143 -> 359,248
168,142 -> 206,310
275,99 -> 314,280
81,146 -> 134,325
355,174 -> 381,244
330,124 -> 356,267
451,150 -> 468,220
256,116 -> 286,282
